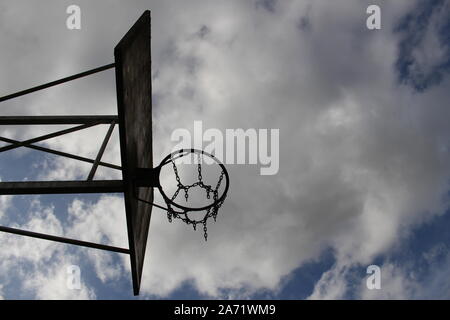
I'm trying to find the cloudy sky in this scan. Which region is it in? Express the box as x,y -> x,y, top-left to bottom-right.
0,0 -> 449,299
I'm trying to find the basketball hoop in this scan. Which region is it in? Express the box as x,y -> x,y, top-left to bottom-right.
0,10 -> 229,295
135,149 -> 230,241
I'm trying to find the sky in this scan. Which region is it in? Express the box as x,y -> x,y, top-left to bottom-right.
0,0 -> 449,299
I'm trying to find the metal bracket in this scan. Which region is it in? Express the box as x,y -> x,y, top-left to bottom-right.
134,167 -> 161,188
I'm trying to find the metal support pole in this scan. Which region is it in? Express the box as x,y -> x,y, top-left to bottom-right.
0,225 -> 130,254
0,180 -> 124,195
0,115 -> 118,125
0,63 -> 115,103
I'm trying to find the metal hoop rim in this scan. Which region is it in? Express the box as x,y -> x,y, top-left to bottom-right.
157,148 -> 230,212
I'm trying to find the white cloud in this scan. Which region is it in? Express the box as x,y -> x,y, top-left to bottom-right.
359,263 -> 418,300
0,0 -> 449,299
308,264 -> 350,300
0,192 -> 11,222
0,200 -> 64,263
0,194 -> 133,299
141,0 -> 450,298
402,1 -> 450,88
0,199 -> 97,299
23,256 -> 96,300
66,197 -> 127,247
66,196 -> 129,283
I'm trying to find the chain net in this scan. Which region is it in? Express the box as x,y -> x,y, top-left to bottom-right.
163,153 -> 227,241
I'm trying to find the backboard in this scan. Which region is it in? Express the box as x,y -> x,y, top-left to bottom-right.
114,10 -> 152,295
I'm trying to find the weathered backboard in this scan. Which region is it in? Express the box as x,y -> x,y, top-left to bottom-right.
114,10 -> 152,295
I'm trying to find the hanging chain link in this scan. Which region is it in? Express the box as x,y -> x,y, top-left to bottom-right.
197,153 -> 203,182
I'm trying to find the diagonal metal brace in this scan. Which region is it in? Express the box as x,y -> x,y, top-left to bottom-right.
0,122 -> 102,153
0,63 -> 115,103
87,121 -> 116,180
0,225 -> 129,254
0,135 -> 121,170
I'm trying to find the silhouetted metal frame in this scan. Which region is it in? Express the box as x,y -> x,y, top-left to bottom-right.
0,12 -> 155,296
0,64 -> 130,256
0,116 -> 121,170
